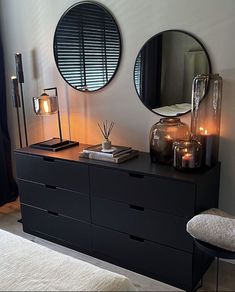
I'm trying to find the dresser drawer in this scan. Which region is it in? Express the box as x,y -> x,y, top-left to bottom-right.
91,196 -> 193,252
93,225 -> 193,291
19,179 -> 91,222
91,167 -> 195,217
15,153 -> 89,193
21,204 -> 92,251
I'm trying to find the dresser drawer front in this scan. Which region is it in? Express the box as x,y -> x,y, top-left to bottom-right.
15,153 -> 89,193
91,167 -> 195,217
91,196 -> 193,252
21,204 -> 92,250
19,179 -> 91,222
93,225 -> 193,291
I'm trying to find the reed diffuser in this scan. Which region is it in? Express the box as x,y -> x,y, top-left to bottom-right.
98,120 -> 114,150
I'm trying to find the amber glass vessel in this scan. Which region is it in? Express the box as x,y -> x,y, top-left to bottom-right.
150,118 -> 190,164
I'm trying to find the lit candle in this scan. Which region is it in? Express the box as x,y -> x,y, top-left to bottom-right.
165,135 -> 173,140
199,127 -> 215,167
182,153 -> 194,168
156,134 -> 174,164
164,135 -> 173,151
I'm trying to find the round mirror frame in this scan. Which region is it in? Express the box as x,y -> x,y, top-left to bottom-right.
133,29 -> 212,117
53,1 -> 122,92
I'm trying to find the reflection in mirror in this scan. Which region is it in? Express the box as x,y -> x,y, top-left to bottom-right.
134,30 -> 211,117
54,2 -> 122,92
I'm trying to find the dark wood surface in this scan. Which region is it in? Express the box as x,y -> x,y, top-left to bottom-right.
15,145 -> 221,292
15,144 -> 220,183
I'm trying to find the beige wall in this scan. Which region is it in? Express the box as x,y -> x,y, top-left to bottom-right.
1,0 -> 235,214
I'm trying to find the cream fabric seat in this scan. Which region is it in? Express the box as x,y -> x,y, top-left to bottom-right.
186,208 -> 235,252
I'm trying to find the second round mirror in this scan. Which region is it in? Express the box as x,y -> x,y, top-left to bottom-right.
134,30 -> 211,117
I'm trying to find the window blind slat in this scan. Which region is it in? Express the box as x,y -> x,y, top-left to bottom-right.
54,2 -> 121,91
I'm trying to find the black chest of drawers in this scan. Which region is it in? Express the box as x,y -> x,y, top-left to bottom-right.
15,145 -> 220,291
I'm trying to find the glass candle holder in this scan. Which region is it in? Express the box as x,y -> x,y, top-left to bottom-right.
173,140 -> 202,171
191,74 -> 222,167
150,118 -> 190,164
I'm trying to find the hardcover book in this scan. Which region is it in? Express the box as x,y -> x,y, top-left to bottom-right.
80,149 -> 139,163
83,144 -> 132,157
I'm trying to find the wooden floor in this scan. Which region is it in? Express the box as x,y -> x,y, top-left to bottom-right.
0,200 -> 234,291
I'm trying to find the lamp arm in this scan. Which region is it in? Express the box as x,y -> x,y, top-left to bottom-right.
43,87 -> 62,142
57,109 -> 63,142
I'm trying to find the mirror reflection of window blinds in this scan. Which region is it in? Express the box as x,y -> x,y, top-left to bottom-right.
55,4 -> 120,91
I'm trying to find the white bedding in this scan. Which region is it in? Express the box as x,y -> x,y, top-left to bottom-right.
0,229 -> 136,291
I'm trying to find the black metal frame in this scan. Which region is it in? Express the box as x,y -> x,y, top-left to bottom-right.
53,1 -> 122,93
194,239 -> 235,292
133,29 -> 212,118
15,53 -> 28,147
43,87 -> 63,143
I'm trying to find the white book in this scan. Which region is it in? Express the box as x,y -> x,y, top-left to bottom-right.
83,144 -> 132,157
80,150 -> 139,163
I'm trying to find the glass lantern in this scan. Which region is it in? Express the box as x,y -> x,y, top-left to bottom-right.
150,118 -> 190,164
173,140 -> 202,171
33,93 -> 58,115
191,74 -> 223,167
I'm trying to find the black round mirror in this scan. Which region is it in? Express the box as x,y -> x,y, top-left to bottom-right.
54,1 -> 122,92
134,30 -> 211,117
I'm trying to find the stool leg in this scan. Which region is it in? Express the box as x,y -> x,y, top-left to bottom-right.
216,257 -> 219,292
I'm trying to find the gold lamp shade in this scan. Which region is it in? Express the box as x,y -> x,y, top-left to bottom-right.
33,93 -> 58,115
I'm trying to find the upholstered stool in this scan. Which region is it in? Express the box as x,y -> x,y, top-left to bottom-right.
186,208 -> 235,291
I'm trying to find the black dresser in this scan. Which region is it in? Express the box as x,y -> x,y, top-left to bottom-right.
15,145 -> 220,291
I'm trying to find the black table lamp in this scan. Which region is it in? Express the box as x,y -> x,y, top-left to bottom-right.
30,87 -> 78,151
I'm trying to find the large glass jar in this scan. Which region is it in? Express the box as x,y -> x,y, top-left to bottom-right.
150,118 -> 190,164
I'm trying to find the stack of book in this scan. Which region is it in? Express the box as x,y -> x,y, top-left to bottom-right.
80,144 -> 139,163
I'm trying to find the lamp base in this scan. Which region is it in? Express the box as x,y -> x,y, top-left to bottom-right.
30,138 -> 79,152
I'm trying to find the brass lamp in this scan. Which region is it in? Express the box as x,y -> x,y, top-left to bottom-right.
30,87 -> 78,151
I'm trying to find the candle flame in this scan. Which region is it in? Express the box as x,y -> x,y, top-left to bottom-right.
182,153 -> 193,160
165,135 -> 173,140
199,127 -> 209,135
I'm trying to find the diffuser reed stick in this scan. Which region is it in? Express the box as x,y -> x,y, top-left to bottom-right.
98,120 -> 114,150
97,120 -> 114,140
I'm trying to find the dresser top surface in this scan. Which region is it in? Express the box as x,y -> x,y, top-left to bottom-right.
14,144 -> 220,183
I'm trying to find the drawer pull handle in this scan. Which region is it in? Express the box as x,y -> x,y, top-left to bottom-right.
129,173 -> 144,179
48,210 -> 59,216
129,204 -> 144,211
129,235 -> 145,242
45,184 -> 57,190
43,157 -> 54,162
